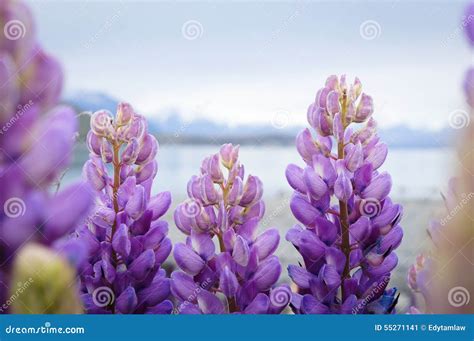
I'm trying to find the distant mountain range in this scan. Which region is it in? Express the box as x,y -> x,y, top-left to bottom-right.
65,91 -> 454,148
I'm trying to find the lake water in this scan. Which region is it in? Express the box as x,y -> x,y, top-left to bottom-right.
75,145 -> 453,201
69,145 -> 455,200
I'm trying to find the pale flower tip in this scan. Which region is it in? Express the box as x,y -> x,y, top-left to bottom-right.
90,109 -> 113,137
117,102 -> 134,126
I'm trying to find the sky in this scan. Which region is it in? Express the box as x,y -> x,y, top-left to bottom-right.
27,0 -> 472,129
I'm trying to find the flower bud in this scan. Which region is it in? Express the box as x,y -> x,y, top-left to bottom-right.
91,110 -> 113,137
240,175 -> 263,207
124,115 -> 145,141
220,143 -> 239,169
121,138 -> 140,165
136,134 -> 158,165
208,153 -> 224,183
326,90 -> 341,115
100,138 -> 114,163
116,102 -> 134,126
354,93 -> 373,123
345,142 -> 363,172
86,130 -> 102,156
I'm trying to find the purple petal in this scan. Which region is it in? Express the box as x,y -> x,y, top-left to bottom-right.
197,290 -> 225,314
240,175 -> 263,207
190,229 -> 215,261
304,166 -> 328,200
244,293 -> 270,314
125,185 -> 147,219
129,249 -> 155,280
252,256 -> 281,291
20,106 -> 76,184
173,243 -> 205,275
143,221 -> 168,249
290,193 -> 320,227
112,224 -> 131,258
361,172 -> 392,201
296,128 -> 319,161
285,164 -> 307,193
350,216 -> 371,244
232,235 -> 250,266
334,172 -> 353,202
43,182 -> 93,241
253,229 -> 279,260
366,142 -> 388,170
145,300 -> 173,314
301,295 -> 329,314
170,271 -> 198,302
116,287 -> 138,314
220,266 -> 239,297
137,274 -> 170,307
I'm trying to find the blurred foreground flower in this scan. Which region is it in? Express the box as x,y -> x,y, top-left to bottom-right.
0,0 -> 93,311
408,11 -> 474,313
286,75 -> 402,314
171,144 -> 290,314
8,244 -> 83,314
80,103 -> 173,314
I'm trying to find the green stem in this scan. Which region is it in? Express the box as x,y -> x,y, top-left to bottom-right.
109,141 -> 121,313
338,90 -> 351,301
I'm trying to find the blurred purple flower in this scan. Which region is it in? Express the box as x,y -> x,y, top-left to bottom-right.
171,144 -> 290,314
464,2 -> 474,47
286,75 -> 402,314
79,103 -> 173,314
0,0 -> 93,310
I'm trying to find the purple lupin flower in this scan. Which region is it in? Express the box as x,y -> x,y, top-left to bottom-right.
464,2 -> 474,47
171,144 -> 290,314
80,103 -> 173,314
286,75 -> 403,314
0,0 -> 93,309
464,3 -> 474,107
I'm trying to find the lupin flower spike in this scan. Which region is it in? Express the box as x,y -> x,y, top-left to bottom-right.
0,0 -> 93,311
286,75 -> 403,314
80,103 -> 173,314
171,144 -> 291,314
